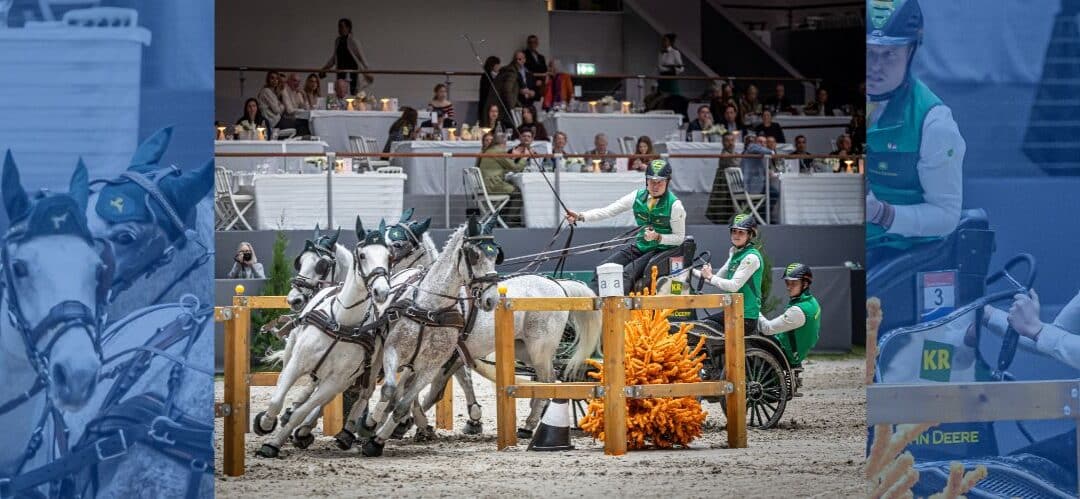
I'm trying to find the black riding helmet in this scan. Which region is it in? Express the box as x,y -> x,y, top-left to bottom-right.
783,263 -> 813,290
729,213 -> 758,238
644,159 -> 672,196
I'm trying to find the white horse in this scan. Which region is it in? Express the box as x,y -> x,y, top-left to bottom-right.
0,154 -> 107,497
360,218 -> 502,457
252,220 -> 396,458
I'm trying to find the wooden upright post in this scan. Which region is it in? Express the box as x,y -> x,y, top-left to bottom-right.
602,296 -> 629,456
322,395 -> 344,436
494,287 -> 517,449
723,293 -> 747,449
224,299 -> 251,476
436,376 -> 454,431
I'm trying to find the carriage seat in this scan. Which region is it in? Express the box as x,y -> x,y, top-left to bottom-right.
633,236 -> 697,291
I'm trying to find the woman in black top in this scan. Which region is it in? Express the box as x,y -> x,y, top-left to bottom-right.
383,107 -> 419,154
235,98 -> 270,139
754,109 -> 786,143
478,56 -> 500,118
512,105 -> 549,141
321,18 -> 371,95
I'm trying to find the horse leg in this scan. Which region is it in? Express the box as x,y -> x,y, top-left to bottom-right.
257,375 -> 349,458
254,352 -> 305,436
520,339 -> 558,437
281,376 -> 317,425
290,403 -> 322,450
454,366 -> 484,435
410,399 -> 435,442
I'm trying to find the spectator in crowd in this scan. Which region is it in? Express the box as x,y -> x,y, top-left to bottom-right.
326,78 -> 351,110
741,133 -> 780,220
706,131 -> 741,223
630,136 -> 657,172
804,88 -> 837,116
257,71 -> 286,129
765,136 -> 785,172
383,107 -> 419,153
543,58 -> 574,110
481,103 -> 507,134
488,51 -> 532,129
792,134 -> 815,172
657,33 -> 684,95
512,105 -> 549,141
321,17 -> 372,95
428,83 -> 455,128
228,242 -> 266,279
718,103 -> 744,136
478,133 -> 525,226
476,131 -> 495,167
301,73 -> 322,110
523,34 -> 547,101
765,83 -> 795,114
544,130 -> 571,171
234,98 -> 271,139
686,105 -> 716,140
279,72 -> 310,135
509,128 -> 537,170
585,133 -> 616,172
479,56 -> 500,117
738,84 -> 763,124
848,112 -> 866,153
512,50 -> 537,107
832,133 -> 855,166
283,73 -> 305,109
709,83 -> 737,122
755,109 -> 786,143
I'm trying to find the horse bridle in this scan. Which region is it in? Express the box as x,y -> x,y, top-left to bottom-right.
291,244 -> 338,298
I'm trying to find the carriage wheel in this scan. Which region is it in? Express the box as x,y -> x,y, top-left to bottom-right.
718,347 -> 788,429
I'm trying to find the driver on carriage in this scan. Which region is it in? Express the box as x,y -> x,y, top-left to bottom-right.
866,0 -> 965,262
564,159 -> 686,293
692,214 -> 766,334
759,263 -> 821,368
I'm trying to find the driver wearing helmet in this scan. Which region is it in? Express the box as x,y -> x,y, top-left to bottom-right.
759,263 -> 822,368
565,159 -> 686,293
692,214 -> 766,334
866,0 -> 965,257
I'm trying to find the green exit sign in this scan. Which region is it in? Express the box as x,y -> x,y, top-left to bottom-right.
576,63 -> 596,75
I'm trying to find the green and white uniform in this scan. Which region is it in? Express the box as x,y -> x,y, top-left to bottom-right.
759,292 -> 822,366
694,245 -> 765,319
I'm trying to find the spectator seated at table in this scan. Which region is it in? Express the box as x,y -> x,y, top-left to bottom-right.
301,73 -> 322,110
383,107 -> 419,154
543,59 -> 573,110
326,78 -> 351,111
630,136 -> 657,172
706,131 -> 740,223
755,109 -> 786,143
766,136 -> 785,172
804,87 -> 839,116
228,242 -> 266,279
511,106 -> 549,141
428,83 -> 456,128
709,83 -> 738,124
584,133 -> 617,172
280,71 -> 311,135
235,98 -> 271,139
792,134 -> 817,173
476,131 -> 495,167
508,129 -> 539,170
738,84 -> 763,124
685,105 -> 717,140
765,82 -> 796,114
478,133 -> 525,226
258,71 -> 302,133
832,133 -> 855,159
543,131 -> 571,171
741,134 -> 780,220
480,103 -> 508,135
717,103 -> 745,137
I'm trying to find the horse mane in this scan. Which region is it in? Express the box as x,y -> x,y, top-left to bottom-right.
421,231 -> 440,259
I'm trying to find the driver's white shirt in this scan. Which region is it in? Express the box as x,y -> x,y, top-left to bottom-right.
578,191 -> 686,247
758,305 -> 807,336
986,291 -> 1080,369
692,246 -> 760,293
869,100 -> 965,238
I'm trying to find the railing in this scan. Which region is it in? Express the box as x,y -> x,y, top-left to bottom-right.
493,290 -> 747,455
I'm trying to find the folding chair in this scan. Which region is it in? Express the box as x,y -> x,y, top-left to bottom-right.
362,136 -> 392,169
215,166 -> 254,230
618,136 -> 637,155
724,167 -> 766,225
463,166 -> 510,228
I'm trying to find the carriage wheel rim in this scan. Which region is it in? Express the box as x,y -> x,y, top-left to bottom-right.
745,351 -> 784,426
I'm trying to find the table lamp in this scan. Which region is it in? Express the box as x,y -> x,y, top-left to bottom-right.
592,159 -> 601,173
621,101 -> 632,114
216,126 -> 226,140
346,98 -> 355,111
381,98 -> 390,111
588,101 -> 598,113
256,127 -> 266,141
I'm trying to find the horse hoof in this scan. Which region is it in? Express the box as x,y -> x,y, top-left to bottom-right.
361,439 -> 385,457
255,444 -> 280,458
391,417 -> 414,440
516,428 -> 533,439
280,407 -> 294,425
291,427 -> 315,449
463,419 -> 483,435
253,411 -> 276,436
335,429 -> 357,450
414,425 -> 436,442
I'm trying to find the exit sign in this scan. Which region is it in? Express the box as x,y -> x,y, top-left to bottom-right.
576,63 -> 596,75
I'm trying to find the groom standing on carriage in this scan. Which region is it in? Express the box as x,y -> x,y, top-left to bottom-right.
564,159 -> 687,293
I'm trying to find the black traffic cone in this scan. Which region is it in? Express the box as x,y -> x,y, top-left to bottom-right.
527,399 -> 575,451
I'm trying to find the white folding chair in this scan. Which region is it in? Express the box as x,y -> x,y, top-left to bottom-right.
362,136 -> 391,167
724,167 -> 767,225
215,166 -> 254,230
375,166 -> 403,174
463,167 -> 510,228
618,136 -> 636,155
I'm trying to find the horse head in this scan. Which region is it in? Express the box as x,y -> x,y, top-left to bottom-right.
355,217 -> 392,304
286,223 -> 342,312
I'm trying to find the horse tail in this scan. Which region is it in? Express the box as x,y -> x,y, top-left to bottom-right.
262,328 -> 297,367
557,279 -> 603,380
470,353 -> 531,385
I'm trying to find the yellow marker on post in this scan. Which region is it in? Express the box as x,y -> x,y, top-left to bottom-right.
234,284 -> 246,295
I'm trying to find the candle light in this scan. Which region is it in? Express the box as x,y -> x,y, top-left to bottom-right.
592,159 -> 601,173
844,159 -> 854,173
381,98 -> 390,112
481,127 -> 492,135
447,128 -> 457,141
621,101 -> 632,114
256,127 -> 266,141
346,98 -> 355,111
588,101 -> 598,113
216,126 -> 226,140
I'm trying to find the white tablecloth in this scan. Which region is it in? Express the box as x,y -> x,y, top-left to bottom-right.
541,112 -> 683,153
391,140 -> 552,195
655,141 -> 748,193
779,173 -> 863,225
772,115 -> 850,154
304,110 -> 402,153
513,172 -> 642,228
252,172 -> 405,230
214,140 -> 328,174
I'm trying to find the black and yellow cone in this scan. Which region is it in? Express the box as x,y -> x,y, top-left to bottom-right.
527,399 -> 575,451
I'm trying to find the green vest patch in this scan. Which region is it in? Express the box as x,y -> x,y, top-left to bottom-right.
776,293 -> 821,366
726,246 -> 763,318
633,189 -> 677,253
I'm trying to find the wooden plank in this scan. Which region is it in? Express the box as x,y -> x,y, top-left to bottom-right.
602,297 -> 628,456
866,381 -> 1080,425
240,295 -> 290,309
723,294 -> 747,449
506,383 -> 601,400
625,381 -> 730,399
502,296 -> 597,312
436,376 -> 454,431
494,295 -> 517,450
223,306 -> 250,476
323,394 -> 344,436
249,371 -> 279,386
635,294 -> 732,311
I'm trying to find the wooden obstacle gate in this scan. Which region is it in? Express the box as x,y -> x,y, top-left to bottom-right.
494,290 -> 748,455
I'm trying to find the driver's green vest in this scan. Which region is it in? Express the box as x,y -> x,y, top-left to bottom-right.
776,292 -> 821,367
726,246 -> 763,319
632,189 -> 677,253
866,78 -> 944,250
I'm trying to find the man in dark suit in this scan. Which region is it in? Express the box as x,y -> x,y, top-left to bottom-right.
487,51 -> 534,129
523,35 -> 547,108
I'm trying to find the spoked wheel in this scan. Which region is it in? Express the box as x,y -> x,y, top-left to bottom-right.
719,347 -> 788,429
